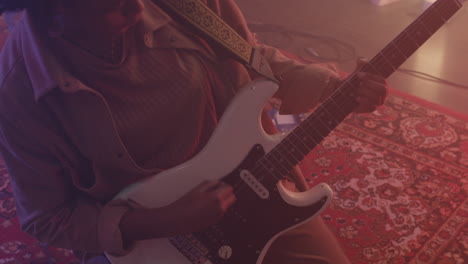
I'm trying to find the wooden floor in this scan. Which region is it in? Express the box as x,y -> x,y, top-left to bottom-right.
236,0 -> 468,114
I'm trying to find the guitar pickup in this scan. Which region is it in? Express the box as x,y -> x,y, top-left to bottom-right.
240,170 -> 270,199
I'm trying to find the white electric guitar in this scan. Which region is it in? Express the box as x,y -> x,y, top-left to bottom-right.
107,0 -> 463,263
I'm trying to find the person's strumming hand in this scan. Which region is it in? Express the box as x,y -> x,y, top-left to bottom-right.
164,180 -> 236,234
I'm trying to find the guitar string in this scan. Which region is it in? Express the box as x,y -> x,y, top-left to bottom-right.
230,77 -> 356,194
228,84 -> 350,192
230,84 -> 353,193
251,78 -> 357,179
259,90 -> 353,175
246,69 -> 361,184
227,0 -> 455,197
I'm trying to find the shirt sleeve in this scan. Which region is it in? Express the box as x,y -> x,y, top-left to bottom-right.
209,0 -> 342,114
0,114 -> 136,256
258,44 -> 342,114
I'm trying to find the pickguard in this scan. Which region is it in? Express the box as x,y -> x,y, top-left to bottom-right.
167,145 -> 329,264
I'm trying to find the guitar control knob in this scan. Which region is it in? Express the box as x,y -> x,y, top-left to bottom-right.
218,245 -> 233,260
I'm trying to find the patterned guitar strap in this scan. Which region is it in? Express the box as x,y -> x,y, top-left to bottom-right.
152,1 -> 292,262
156,0 -> 308,187
156,0 -> 278,83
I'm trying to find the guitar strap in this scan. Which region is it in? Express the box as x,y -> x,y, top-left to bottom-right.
156,0 -> 309,192
156,0 -> 278,83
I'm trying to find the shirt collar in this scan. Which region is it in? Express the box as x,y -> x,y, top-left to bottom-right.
140,0 -> 172,39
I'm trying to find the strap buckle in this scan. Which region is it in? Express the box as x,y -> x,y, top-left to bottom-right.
249,48 -> 279,83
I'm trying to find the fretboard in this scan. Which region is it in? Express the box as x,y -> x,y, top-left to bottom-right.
257,0 -> 463,182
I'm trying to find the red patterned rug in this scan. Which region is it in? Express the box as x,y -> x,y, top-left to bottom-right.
0,12 -> 467,264
294,89 -> 468,264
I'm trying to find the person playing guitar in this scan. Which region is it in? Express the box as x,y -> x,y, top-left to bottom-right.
0,0 -> 389,263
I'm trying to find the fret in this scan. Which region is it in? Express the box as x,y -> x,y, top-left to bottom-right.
275,140 -> 302,171
322,97 -> 346,120
382,42 -> 408,69
407,20 -> 433,47
324,93 -> 355,121
289,128 -> 316,154
436,0 -> 462,19
326,96 -> 349,118
262,132 -> 317,180
313,113 -> 334,137
327,88 -> 354,117
356,59 -> 379,76
343,74 -> 362,91
293,121 -> 318,145
266,149 -> 292,176
258,159 -> 283,181
287,123 -> 320,153
287,146 -> 305,163
420,5 -> 446,32
305,115 -> 331,139
281,136 -> 307,161
414,18 -> 434,38
343,88 -> 359,110
278,137 -> 304,163
335,76 -> 362,109
315,111 -> 340,132
395,30 -> 421,58
431,1 -> 449,22
332,96 -> 357,116
319,95 -> 347,120
300,119 -> 326,147
369,53 -> 395,78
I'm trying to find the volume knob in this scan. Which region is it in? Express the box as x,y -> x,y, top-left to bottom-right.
218,245 -> 233,260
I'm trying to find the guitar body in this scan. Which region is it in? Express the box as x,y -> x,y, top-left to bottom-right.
106,79 -> 334,264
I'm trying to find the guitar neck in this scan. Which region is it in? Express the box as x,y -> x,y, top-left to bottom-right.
258,0 -> 463,182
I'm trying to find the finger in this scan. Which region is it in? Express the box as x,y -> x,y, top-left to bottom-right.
197,180 -> 222,192
355,57 -> 368,69
356,76 -> 387,93
216,183 -> 234,198
354,58 -> 384,76
356,82 -> 387,101
221,192 -> 237,211
357,72 -> 386,84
